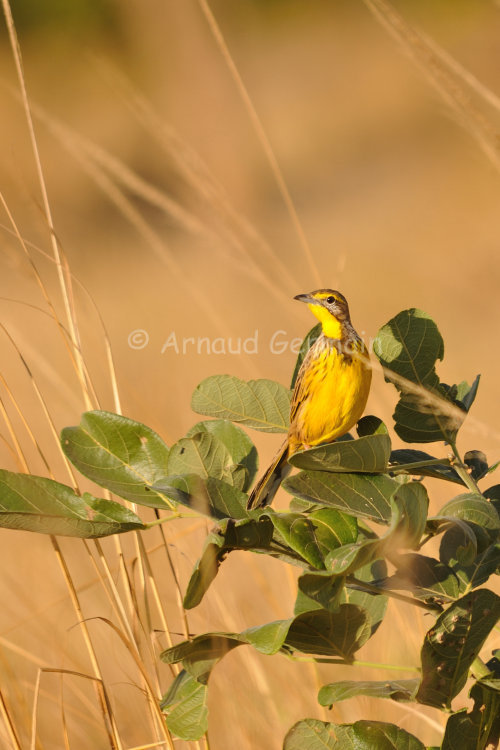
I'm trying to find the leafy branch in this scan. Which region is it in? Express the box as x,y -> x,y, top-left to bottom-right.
0,308 -> 498,749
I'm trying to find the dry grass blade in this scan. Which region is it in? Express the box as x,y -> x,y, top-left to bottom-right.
420,31 -> 500,114
135,534 -> 176,655
84,540 -> 145,657
87,536 -> 178,701
0,389 -> 29,473
0,204 -> 120,415
50,538 -> 125,750
0,323 -> 80,483
0,178 -> 170,744
0,193 -> 85,390
25,97 -> 247,341
0,194 -> 102,415
152,519 -> 191,641
0,688 -> 22,750
80,617 -> 175,750
30,668 -> 124,750
58,672 -> 71,750
5,78 -> 309,343
90,58 -> 303,295
196,0 -> 322,288
125,743 -> 178,750
0,633 -> 122,727
1,0 -> 498,747
362,0 -> 500,172
22,93 -> 302,343
0,0 -> 93,410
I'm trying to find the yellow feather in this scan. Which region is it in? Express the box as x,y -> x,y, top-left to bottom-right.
307,303 -> 343,339
289,339 -> 371,451
248,289 -> 372,509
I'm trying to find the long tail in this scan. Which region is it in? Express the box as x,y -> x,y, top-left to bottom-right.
247,440 -> 291,510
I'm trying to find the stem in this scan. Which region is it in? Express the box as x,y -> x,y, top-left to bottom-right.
353,660 -> 420,673
268,541 -> 305,560
144,512 -> 202,528
417,533 -> 434,550
389,458 -> 452,473
448,438 -> 481,494
287,654 -> 419,673
471,657 -> 492,680
346,576 -> 443,612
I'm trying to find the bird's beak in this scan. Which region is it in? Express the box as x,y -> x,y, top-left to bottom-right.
294,293 -> 318,305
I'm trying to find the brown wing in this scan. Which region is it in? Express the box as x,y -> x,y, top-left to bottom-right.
289,340 -> 317,424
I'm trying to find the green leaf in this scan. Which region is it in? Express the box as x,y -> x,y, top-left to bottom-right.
289,496 -> 319,513
388,481 -> 429,550
284,605 -> 371,660
429,494 -> 500,567
283,471 -> 398,524
455,375 -> 480,413
484,484 -> 500,500
325,482 -> 428,577
485,484 -> 500,519
268,507 -> 357,569
388,554 -> 459,601
392,397 -> 459,444
163,607 -> 368,668
182,517 -> 274,608
161,670 -> 208,741
186,419 -> 258,490
310,507 -> 358,548
326,537 -> 382,576
435,494 -> 500,532
318,679 -> 419,706
269,512 -> 326,569
389,449 -> 463,485
243,620 -> 294,655
486,650 -> 500,677
167,432 -> 241,487
284,719 -> 426,750
342,559 -> 388,637
61,410 -> 170,507
153,474 -> 249,520
283,719 -> 336,750
441,678 -> 500,750
163,606 -> 371,669
373,309 -> 464,443
464,451 -> 489,481
439,523 -> 479,567
290,323 -> 322,390
334,720 -> 426,749
161,633 -> 243,681
191,375 -> 291,433
416,589 -> 500,708
289,433 -> 391,474
295,572 -> 346,614
161,606 -> 371,743
487,461 -> 500,476
0,470 -> 144,537
452,544 -> 500,593
374,307 -> 444,389
357,416 -> 389,437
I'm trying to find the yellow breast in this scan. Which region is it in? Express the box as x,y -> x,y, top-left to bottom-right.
289,338 -> 371,452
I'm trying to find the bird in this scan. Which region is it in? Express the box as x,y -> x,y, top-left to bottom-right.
247,289 -> 372,509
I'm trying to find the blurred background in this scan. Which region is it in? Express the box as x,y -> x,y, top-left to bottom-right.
0,0 -> 499,747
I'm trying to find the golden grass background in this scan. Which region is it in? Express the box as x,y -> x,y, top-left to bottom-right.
0,0 -> 499,747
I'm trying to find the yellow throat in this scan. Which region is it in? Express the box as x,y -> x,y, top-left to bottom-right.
308,302 -> 343,339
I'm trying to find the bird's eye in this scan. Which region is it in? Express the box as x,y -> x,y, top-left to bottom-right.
326,296 -> 335,304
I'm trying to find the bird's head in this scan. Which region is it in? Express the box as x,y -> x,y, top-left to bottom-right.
294,289 -> 350,338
